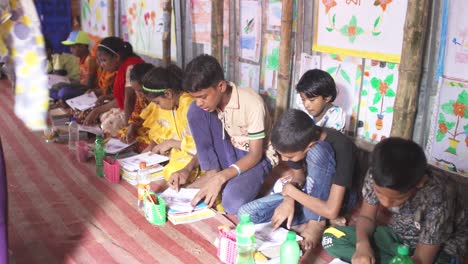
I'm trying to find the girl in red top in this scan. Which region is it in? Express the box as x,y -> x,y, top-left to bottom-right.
84,37 -> 144,126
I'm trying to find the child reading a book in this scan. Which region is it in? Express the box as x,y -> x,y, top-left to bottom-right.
323,138 -> 468,264
183,54 -> 275,214
238,109 -> 359,250
118,62 -> 155,151
50,30 -> 97,102
141,65 -> 200,184
83,36 -> 143,126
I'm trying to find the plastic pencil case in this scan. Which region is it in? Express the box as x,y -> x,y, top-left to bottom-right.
104,157 -> 120,183
217,227 -> 237,264
143,192 -> 166,226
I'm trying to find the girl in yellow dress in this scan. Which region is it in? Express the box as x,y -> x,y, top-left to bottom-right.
141,65 -> 200,185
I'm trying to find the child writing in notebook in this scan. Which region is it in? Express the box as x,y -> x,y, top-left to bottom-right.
83,36 -> 143,126
238,109 -> 359,250
115,62 -> 158,152
141,65 -> 200,184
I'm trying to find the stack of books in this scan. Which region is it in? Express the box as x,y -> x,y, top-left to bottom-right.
160,188 -> 216,225
117,152 -> 169,185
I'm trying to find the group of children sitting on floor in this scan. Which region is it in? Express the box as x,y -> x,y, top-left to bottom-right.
50,30 -> 467,263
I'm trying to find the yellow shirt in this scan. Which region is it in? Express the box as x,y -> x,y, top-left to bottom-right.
143,93 -> 197,180
46,53 -> 80,81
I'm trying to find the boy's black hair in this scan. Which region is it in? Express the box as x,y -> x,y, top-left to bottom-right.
271,109 -> 322,153
142,64 -> 184,98
130,63 -> 154,83
98,36 -> 135,60
296,69 -> 337,102
371,137 -> 427,193
182,54 -> 224,92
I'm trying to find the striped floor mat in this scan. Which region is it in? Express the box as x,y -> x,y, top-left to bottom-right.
0,86 -> 235,263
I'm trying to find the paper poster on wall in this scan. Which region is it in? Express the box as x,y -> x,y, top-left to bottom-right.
426,79 -> 468,177
260,34 -> 280,99
81,0 -> 110,39
443,0 -> 468,82
126,0 -> 177,59
313,0 -> 408,63
190,0 -> 229,46
240,0 -> 262,62
358,59 -> 399,142
267,0 -> 282,31
239,63 -> 260,92
321,54 -> 363,132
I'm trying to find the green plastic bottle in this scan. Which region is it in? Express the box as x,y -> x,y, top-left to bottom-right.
94,135 -> 105,177
280,231 -> 300,264
236,214 -> 255,264
389,244 -> 413,264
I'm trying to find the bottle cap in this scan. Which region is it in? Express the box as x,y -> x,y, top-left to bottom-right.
397,244 -> 409,255
239,214 -> 251,224
286,231 -> 296,241
139,161 -> 147,169
70,116 -> 77,122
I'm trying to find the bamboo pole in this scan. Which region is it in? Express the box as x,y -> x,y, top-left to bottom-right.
162,0 -> 172,66
274,0 -> 294,121
390,0 -> 430,139
107,0 -> 115,36
211,0 -> 224,63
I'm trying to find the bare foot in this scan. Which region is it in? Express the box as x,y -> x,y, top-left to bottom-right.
299,220 -> 326,251
329,216 -> 347,226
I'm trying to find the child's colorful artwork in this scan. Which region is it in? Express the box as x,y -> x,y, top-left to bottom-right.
239,62 -> 260,92
260,34 -> 281,99
426,79 -> 468,177
190,0 -> 229,46
358,59 -> 399,141
443,0 -> 468,82
81,0 -> 110,39
322,54 -> 363,132
267,0 -> 282,31
240,0 -> 262,62
313,0 -> 408,63
126,0 -> 177,59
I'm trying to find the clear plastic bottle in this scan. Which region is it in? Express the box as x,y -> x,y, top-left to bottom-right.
280,231 -> 300,264
137,161 -> 151,210
236,214 -> 255,264
68,117 -> 79,150
389,244 -> 413,264
94,135 -> 105,177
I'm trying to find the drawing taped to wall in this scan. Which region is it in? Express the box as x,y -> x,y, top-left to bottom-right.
358,59 -> 398,142
239,63 -> 260,92
126,0 -> 176,59
426,79 -> 468,177
81,0 -> 110,39
313,0 -> 408,63
260,34 -> 280,99
322,54 -> 363,132
240,0 -> 262,62
190,0 -> 229,46
443,0 -> 468,82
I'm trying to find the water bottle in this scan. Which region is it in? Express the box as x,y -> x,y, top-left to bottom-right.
68,117 -> 79,150
94,135 -> 105,177
280,231 -> 300,264
236,214 -> 255,264
389,244 -> 413,264
137,161 -> 151,210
